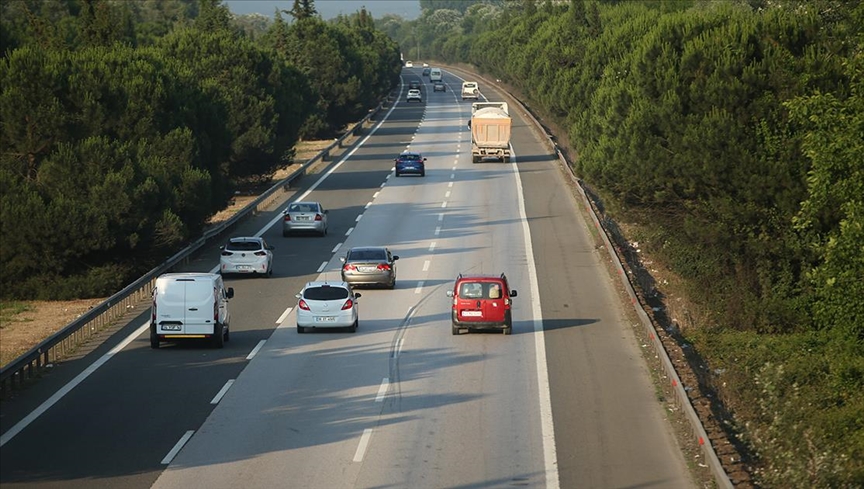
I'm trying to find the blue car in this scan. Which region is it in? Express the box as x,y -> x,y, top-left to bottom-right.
394,151 -> 426,177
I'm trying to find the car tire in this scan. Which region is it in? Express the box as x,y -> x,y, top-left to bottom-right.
503,312 -> 513,335
452,323 -> 460,335
150,325 -> 159,349
212,323 -> 225,348
224,326 -> 230,342
297,325 -> 306,334
420,170 -> 425,177
350,319 -> 358,333
395,171 -> 401,177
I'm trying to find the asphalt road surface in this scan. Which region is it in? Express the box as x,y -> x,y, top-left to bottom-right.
0,68 -> 693,489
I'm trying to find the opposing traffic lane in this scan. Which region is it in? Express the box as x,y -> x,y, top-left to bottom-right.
0,84 -> 425,489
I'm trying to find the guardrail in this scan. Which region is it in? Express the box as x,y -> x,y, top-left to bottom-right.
442,64 -> 734,488
0,101 -> 386,397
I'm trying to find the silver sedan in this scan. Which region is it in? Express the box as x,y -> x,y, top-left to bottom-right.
340,247 -> 399,289
282,201 -> 328,236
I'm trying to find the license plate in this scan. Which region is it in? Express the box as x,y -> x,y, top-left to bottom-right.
298,216 -> 311,221
315,316 -> 336,322
238,265 -> 252,270
161,324 -> 182,331
462,311 -> 483,317
359,266 -> 376,272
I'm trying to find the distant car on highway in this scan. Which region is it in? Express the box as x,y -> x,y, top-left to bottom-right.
433,81 -> 446,92
405,61 -> 413,68
447,273 -> 517,335
219,237 -> 274,277
422,67 -> 431,76
407,89 -> 422,103
282,201 -> 328,236
408,80 -> 421,90
394,151 -> 426,177
295,281 -> 360,333
340,246 -> 399,288
422,62 -> 429,68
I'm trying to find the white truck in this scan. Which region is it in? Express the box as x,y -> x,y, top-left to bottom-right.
430,67 -> 442,82
461,81 -> 480,100
470,102 -> 512,163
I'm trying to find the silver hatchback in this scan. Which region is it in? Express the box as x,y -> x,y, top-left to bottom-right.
340,247 -> 399,289
282,201 -> 328,236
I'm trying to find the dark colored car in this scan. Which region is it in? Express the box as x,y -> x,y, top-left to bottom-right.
394,151 -> 426,177
422,67 -> 431,76
446,273 -> 517,335
408,80 -> 421,90
340,247 -> 399,288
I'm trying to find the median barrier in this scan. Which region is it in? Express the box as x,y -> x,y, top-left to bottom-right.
0,100 -> 386,398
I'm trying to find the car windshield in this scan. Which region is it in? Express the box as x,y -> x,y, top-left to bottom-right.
226,241 -> 262,251
289,203 -> 317,213
304,286 -> 349,301
348,249 -> 387,261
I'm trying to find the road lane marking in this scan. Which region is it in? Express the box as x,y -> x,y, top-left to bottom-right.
448,181 -> 453,188
445,191 -> 451,198
332,242 -> 342,253
429,241 -> 436,252
276,307 -> 293,326
375,378 -> 389,402
450,173 -> 455,179
210,380 -> 235,405
422,260 -> 430,271
511,149 -> 560,489
380,181 -> 386,187
247,340 -> 267,361
355,214 -> 363,222
434,226 -> 441,236
414,281 -> 424,294
345,227 -> 354,236
373,191 -> 380,199
162,430 -> 195,465
396,338 -> 405,357
441,201 -> 447,208
317,261 -> 328,273
0,320 -> 150,447
353,429 -> 374,462
438,213 -> 444,222
365,201 -> 372,209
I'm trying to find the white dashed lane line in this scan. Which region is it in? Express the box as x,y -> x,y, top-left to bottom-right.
365,202 -> 372,209
332,242 -> 342,253
345,227 -> 354,236
438,213 -> 444,222
445,191 -> 451,198
375,378 -> 389,402
429,241 -> 437,252
276,307 -> 292,326
373,191 -> 380,199
422,260 -> 431,271
353,429 -> 373,463
247,340 -> 267,359
210,379 -> 235,405
317,261 -> 328,273
415,281 -> 425,294
162,430 -> 194,465
355,214 -> 363,222
441,201 -> 447,208
434,227 -> 441,236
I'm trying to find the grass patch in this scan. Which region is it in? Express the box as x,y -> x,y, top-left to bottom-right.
0,301 -> 34,328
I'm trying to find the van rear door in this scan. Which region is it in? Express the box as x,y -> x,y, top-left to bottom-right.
156,279 -> 189,334
182,280 -> 217,335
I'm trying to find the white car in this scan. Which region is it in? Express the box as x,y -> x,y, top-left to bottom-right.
405,61 -> 413,68
422,62 -> 429,68
407,89 -> 422,102
219,237 -> 274,277
295,281 -> 361,333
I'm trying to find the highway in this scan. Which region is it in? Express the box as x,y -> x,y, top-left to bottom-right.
0,68 -> 694,489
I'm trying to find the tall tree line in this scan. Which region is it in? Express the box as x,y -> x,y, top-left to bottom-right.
382,0 -> 864,486
0,0 -> 401,299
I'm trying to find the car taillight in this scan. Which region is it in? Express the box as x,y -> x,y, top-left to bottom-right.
284,214 -> 291,221
377,264 -> 391,271
343,263 -> 357,271
298,299 -> 310,311
221,251 -> 233,256
341,299 -> 354,310
504,298 -> 510,306
314,213 -> 323,221
254,251 -> 267,256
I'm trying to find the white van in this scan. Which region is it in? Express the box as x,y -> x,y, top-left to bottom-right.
150,273 -> 234,349
462,81 -> 479,100
429,68 -> 442,82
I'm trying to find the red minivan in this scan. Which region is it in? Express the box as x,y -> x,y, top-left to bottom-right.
447,273 -> 517,335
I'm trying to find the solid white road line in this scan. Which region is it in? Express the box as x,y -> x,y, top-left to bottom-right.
422,260 -> 431,272
210,380 -> 235,405
0,320 -> 150,447
332,242 -> 342,253
511,149 -> 560,489
317,261 -> 328,273
276,307 -> 293,326
375,378 -> 389,402
162,430 -> 195,465
414,281 -> 424,294
247,340 -> 267,360
353,429 -> 374,462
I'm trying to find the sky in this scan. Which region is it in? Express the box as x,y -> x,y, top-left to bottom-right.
224,1 -> 421,20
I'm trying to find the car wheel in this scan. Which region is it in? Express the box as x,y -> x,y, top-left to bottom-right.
297,325 -> 306,334
503,312 -> 513,335
150,325 -> 159,349
350,319 -> 358,333
452,323 -> 460,335
420,170 -> 425,177
212,323 -> 225,348
224,326 -> 230,342
395,171 -> 401,177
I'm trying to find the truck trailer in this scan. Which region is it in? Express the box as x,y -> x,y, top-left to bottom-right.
470,102 -> 512,163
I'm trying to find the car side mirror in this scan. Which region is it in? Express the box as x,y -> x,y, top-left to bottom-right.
282,209 -> 288,215
446,290 -> 454,297
295,293 -> 302,299
510,290 -> 517,297
354,293 -> 362,299
392,255 -> 400,261
226,288 -> 235,299
423,158 -> 427,161
219,245 -> 225,250
340,257 -> 346,263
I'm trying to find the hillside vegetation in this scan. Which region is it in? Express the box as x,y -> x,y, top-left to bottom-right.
0,0 -> 401,299
380,0 -> 863,486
